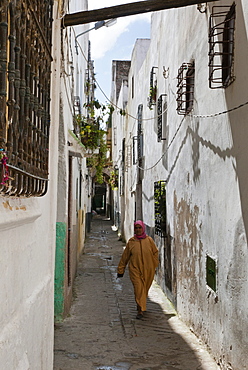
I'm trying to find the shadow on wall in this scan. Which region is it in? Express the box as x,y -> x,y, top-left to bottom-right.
225,6 -> 248,245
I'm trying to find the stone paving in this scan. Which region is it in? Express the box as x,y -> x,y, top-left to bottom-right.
53,216 -> 220,370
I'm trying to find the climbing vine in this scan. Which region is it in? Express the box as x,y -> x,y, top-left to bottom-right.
109,169 -> 119,190
75,100 -> 114,183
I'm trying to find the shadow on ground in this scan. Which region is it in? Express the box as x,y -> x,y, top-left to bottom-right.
54,216 -> 218,370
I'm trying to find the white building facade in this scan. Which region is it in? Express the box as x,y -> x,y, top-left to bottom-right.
54,0 -> 92,320
111,1 -> 248,368
0,0 -> 90,368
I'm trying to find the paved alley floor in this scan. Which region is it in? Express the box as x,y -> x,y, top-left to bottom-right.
53,216 -> 219,370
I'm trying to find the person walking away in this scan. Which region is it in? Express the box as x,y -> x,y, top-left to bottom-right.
117,220 -> 159,319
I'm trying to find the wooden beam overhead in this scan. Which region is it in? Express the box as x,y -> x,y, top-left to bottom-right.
63,0 -> 217,27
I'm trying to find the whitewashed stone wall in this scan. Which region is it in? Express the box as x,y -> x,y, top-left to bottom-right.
0,2 -> 60,367
0,0 -> 89,368
113,1 -> 248,368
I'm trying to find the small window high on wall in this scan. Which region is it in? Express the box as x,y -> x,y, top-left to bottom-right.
209,3 -> 236,88
176,62 -> 195,115
148,67 -> 158,109
157,94 -> 167,142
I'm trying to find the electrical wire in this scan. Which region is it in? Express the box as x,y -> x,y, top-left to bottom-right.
190,100 -> 248,118
71,26 -> 248,178
72,26 -> 248,123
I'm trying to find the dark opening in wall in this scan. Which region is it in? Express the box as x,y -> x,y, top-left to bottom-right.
206,255 -> 217,292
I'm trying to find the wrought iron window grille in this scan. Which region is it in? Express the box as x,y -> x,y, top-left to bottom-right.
113,166 -> 119,189
138,133 -> 144,161
132,136 -> 138,165
74,96 -> 81,115
84,42 -> 95,110
120,174 -> 124,196
73,96 -> 81,135
0,0 -> 53,196
148,67 -> 158,109
209,3 -> 236,89
126,144 -> 132,168
137,104 -> 144,182
154,180 -> 167,237
176,62 -> 195,115
157,94 -> 167,142
122,138 -> 125,163
137,104 -> 143,160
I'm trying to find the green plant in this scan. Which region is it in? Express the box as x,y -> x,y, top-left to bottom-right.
154,180 -> 167,236
148,84 -> 157,110
75,100 -> 113,183
109,169 -> 119,190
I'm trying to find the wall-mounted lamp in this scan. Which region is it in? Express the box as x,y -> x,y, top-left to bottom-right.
75,19 -> 117,55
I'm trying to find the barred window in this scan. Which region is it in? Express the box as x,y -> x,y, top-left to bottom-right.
148,67 -> 158,109
132,136 -> 138,165
154,180 -> 167,237
209,3 -> 236,88
0,0 -> 53,196
137,104 -> 144,182
137,104 -> 143,160
157,94 -> 167,142
176,62 -> 195,115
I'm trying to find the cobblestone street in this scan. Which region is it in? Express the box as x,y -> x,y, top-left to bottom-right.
53,216 -> 219,370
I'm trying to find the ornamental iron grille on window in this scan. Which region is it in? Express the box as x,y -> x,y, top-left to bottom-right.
176,62 -> 195,115
148,67 -> 158,109
137,104 -> 144,182
154,180 -> 167,237
209,3 -> 236,89
132,136 -> 138,165
0,0 -> 53,196
137,104 -> 143,160
157,94 -> 167,142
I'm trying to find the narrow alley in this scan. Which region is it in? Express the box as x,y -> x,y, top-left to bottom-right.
53,216 -> 219,370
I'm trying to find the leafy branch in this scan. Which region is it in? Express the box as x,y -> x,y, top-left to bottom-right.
75,100 -> 113,183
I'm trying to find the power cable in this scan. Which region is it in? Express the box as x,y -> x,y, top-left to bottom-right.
71,26 -> 248,177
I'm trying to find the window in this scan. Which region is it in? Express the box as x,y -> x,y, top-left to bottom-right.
176,62 -> 195,115
137,104 -> 143,160
0,0 -> 53,196
131,105 -> 143,170
157,94 -> 167,142
113,127 -> 117,146
113,166 -> 119,189
132,76 -> 134,99
154,181 -> 167,237
132,136 -> 138,165
148,67 -> 158,109
206,255 -> 217,292
122,138 -> 125,165
74,96 -> 81,116
209,3 -> 236,88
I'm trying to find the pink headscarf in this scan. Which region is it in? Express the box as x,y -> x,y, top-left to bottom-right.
134,220 -> 147,239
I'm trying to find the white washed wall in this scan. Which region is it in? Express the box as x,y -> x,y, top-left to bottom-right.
0,0 -> 90,367
119,1 -> 248,368
0,2 -> 61,367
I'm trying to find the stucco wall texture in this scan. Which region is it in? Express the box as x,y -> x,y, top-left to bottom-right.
0,2 -> 60,368
112,1 -> 248,368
